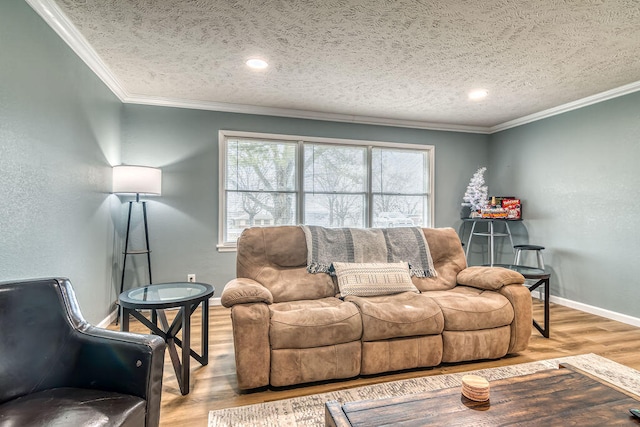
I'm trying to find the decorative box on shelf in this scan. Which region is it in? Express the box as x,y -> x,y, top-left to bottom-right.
481,207 -> 508,218
482,196 -> 522,219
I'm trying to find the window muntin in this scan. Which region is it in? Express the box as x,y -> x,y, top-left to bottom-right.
219,131 -> 434,250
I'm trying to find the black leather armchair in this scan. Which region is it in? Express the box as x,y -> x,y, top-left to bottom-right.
0,278 -> 166,426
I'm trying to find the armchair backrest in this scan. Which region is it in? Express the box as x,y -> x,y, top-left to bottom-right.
237,226 -> 337,302
236,226 -> 468,302
0,278 -> 81,404
412,227 -> 468,292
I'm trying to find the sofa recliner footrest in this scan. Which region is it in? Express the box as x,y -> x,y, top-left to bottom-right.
361,335 -> 443,375
441,327 -> 511,363
270,341 -> 361,387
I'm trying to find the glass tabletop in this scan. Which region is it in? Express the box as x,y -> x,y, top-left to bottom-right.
119,282 -> 214,308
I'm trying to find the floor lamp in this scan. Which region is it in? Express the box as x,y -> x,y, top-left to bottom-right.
112,165 -> 162,296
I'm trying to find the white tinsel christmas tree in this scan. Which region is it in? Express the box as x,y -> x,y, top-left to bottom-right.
462,167 -> 488,212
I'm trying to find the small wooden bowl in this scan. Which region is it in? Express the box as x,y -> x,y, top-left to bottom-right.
461,374 -> 490,401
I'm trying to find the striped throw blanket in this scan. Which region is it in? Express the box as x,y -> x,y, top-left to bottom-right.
300,225 -> 437,278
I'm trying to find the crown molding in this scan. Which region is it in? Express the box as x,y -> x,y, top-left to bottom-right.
490,80 -> 640,133
25,0 -> 490,134
125,94 -> 492,134
27,0 -> 640,136
26,0 -> 129,101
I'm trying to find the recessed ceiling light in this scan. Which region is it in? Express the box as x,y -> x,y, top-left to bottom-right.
468,89 -> 488,100
246,58 -> 269,69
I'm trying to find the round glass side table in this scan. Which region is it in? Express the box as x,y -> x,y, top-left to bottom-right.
119,282 -> 215,395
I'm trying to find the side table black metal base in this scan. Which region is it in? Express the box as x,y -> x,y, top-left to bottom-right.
486,264 -> 550,338
119,282 -> 215,395
525,274 -> 550,338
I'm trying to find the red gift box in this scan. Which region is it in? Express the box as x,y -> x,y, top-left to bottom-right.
501,198 -> 521,219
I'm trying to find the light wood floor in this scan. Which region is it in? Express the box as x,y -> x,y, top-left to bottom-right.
110,300 -> 640,426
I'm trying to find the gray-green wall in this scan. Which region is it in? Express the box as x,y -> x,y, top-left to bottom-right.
489,92 -> 640,321
120,104 -> 489,289
0,0 -> 121,324
5,0 -> 639,325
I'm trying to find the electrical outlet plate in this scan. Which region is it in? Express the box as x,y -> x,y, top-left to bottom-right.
187,274 -> 196,283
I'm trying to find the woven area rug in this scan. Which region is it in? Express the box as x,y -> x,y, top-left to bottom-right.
208,354 -> 640,427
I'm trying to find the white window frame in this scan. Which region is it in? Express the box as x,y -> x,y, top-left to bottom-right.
218,130 -> 435,251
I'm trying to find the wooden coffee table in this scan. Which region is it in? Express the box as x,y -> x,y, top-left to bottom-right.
325,364 -> 640,426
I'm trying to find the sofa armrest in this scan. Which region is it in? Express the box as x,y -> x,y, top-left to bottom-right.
457,266 -> 525,291
231,303 -> 271,389
500,284 -> 533,353
221,278 -> 273,308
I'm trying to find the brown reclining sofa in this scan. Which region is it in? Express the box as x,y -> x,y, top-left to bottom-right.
221,226 -> 531,390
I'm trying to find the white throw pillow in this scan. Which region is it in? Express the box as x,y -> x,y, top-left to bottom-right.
332,261 -> 419,297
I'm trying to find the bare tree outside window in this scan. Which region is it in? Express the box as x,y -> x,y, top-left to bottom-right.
221,132 -> 433,247
304,144 -> 366,227
372,148 -> 428,227
226,139 -> 297,241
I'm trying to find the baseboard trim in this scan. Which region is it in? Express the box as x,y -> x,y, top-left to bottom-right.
97,309 -> 118,328
548,294 -> 640,328
530,290 -> 640,328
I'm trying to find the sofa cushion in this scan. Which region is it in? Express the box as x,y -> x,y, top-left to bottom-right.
0,387 -> 145,427
423,286 -> 515,331
333,261 -> 419,297
269,297 -> 362,349
346,292 -> 444,341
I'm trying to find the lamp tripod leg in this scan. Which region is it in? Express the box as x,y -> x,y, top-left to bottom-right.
117,201 -> 134,325
142,201 -> 152,284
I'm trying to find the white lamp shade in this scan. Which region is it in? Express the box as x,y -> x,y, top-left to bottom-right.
112,165 -> 162,196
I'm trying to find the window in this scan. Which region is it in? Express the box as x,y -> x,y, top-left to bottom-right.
219,131 -> 434,250
304,144 -> 367,227
223,137 -> 297,243
371,147 -> 430,228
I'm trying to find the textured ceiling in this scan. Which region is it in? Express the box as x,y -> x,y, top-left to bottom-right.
47,0 -> 640,130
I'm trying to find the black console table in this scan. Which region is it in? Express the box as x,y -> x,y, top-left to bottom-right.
462,218 -> 521,266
